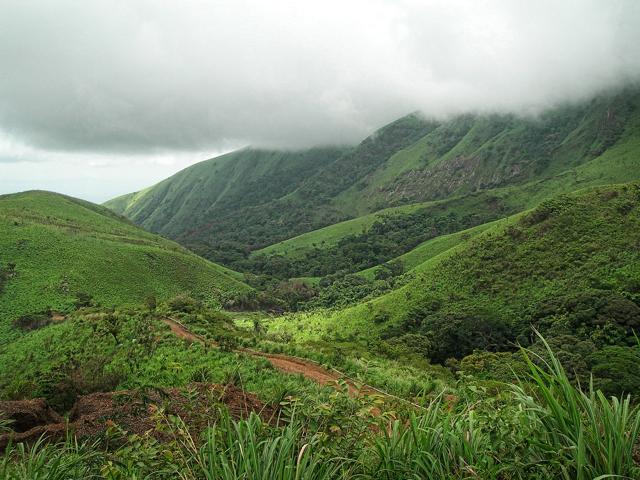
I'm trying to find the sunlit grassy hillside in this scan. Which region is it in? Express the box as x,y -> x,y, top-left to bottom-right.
268,183 -> 640,364
0,191 -> 251,343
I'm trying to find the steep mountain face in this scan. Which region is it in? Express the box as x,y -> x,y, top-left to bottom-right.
249,124 -> 640,279
0,191 -> 250,343
333,89 -> 640,215
106,88 -> 640,269
106,147 -> 347,239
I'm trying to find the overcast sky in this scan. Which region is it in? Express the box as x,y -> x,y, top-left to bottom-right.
1,0 -> 640,202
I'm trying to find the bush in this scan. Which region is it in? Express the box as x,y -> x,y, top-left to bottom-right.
42,356 -> 124,411
145,295 -> 157,311
588,346 -> 640,396
402,307 -> 511,363
215,334 -> 240,352
532,290 -> 640,334
168,294 -> 202,313
0,262 -> 16,294
12,312 -> 51,331
73,292 -> 94,308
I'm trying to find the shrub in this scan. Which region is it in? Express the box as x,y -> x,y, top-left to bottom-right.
419,310 -> 511,363
73,292 -> 94,308
215,334 -> 240,352
588,345 -> 640,396
0,262 -> 16,294
42,356 -> 124,411
168,294 -> 202,313
12,312 -> 52,331
145,295 -> 157,311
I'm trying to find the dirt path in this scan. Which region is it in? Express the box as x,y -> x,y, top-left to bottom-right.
162,318 -> 373,397
244,350 -> 370,395
163,318 -> 205,344
250,353 -> 339,385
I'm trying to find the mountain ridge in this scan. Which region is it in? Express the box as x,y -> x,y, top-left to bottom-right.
104,88 -> 640,272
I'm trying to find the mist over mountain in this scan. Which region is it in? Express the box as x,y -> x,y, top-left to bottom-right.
106,87 -> 640,271
2,3 -> 640,477
1,1 -> 640,200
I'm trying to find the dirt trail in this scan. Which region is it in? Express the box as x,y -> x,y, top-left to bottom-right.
244,350 -> 370,395
162,318 -> 373,397
163,318 -> 205,344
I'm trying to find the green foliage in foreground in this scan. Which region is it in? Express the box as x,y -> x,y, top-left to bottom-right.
1,339 -> 638,479
0,303 -> 334,410
0,191 -> 251,344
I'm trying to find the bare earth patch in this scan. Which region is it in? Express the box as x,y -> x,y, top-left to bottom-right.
0,383 -> 277,450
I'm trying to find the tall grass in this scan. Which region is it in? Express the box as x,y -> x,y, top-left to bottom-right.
174,411 -> 347,480
369,399 -> 497,479
511,333 -> 640,480
0,436 -> 100,480
0,334 -> 638,479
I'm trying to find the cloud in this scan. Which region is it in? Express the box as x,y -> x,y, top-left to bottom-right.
0,0 -> 638,156
1,1 -> 640,200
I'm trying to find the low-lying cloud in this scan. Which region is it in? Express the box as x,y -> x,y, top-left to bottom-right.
1,0 -> 639,199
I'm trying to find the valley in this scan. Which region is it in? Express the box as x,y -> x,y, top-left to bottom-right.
1,88 -> 640,478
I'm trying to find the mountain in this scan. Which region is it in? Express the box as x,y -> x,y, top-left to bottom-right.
270,182 -> 640,367
105,147 -> 350,264
0,191 -> 251,343
330,90 -> 640,215
103,115 -> 438,263
106,89 -> 640,273
250,123 -> 640,279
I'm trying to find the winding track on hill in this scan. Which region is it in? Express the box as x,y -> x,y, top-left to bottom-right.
162,318 -> 383,397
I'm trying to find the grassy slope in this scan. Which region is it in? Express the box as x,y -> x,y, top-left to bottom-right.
0,309 -> 334,405
266,183 -> 640,346
279,222 -> 499,284
253,115 -> 640,268
356,220 -> 501,280
254,203 -> 426,258
0,191 -> 251,343
105,147 -> 347,240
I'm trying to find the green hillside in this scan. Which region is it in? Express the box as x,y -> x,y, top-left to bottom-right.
332,90 -> 640,215
106,89 -> 640,277
102,115 -> 439,263
268,183 -> 640,367
105,147 -> 349,261
356,220 -> 501,280
249,116 -> 640,279
0,191 -> 251,343
254,202 -> 427,259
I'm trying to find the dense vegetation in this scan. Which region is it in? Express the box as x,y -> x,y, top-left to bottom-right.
2,317 -> 639,479
265,184 -> 640,396
245,198 -> 501,278
2,88 -> 640,477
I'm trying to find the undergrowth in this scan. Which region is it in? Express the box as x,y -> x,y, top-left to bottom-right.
1,337 -> 638,479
